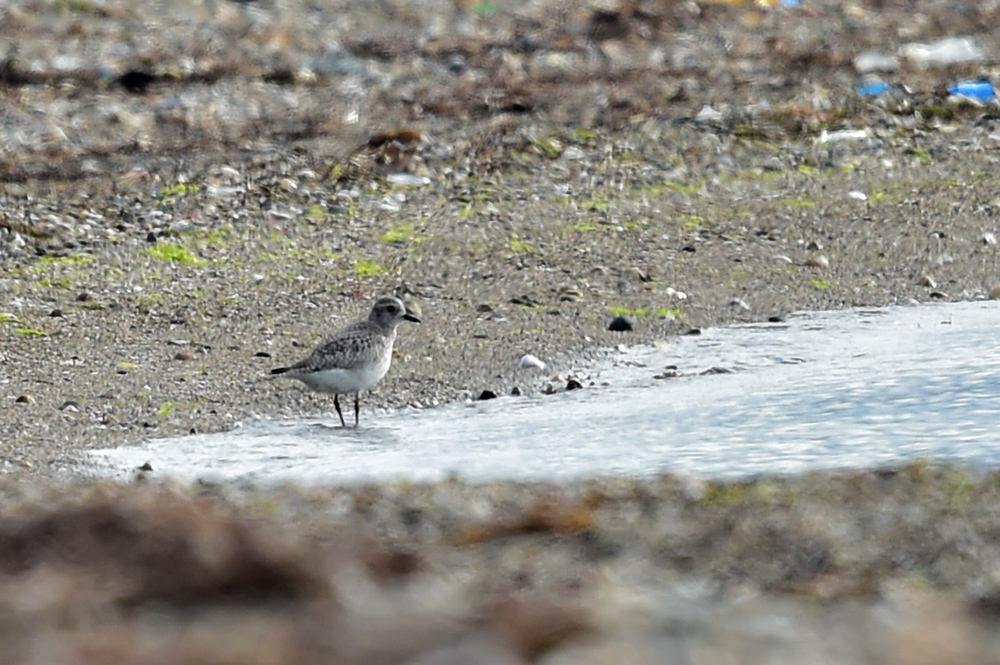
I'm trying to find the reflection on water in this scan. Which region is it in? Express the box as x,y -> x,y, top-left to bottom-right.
90,301 -> 1000,484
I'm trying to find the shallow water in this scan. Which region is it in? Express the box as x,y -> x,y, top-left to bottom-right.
90,300 -> 1000,484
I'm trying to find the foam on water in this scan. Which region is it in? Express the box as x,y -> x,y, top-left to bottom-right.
89,301 -> 1000,484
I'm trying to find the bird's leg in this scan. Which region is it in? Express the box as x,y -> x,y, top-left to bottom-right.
354,392 -> 361,428
334,395 -> 347,428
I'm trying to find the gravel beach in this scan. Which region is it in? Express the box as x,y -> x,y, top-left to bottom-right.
3,0 -> 1000,661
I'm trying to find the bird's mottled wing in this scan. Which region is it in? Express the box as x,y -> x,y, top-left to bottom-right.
287,322 -> 387,373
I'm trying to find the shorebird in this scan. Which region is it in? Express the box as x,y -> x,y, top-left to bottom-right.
270,296 -> 420,427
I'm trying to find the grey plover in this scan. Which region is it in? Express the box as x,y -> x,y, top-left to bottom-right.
270,296 -> 420,427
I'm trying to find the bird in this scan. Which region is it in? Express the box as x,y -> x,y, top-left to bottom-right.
269,296 -> 420,427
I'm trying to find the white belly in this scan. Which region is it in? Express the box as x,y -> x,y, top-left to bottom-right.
297,358 -> 390,394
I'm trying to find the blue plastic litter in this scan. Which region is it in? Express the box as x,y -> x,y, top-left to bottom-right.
857,82 -> 892,96
947,80 -> 996,101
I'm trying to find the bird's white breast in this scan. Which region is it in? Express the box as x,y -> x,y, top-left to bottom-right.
296,355 -> 391,394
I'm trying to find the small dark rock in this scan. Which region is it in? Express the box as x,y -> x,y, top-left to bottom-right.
681,245 -> 696,253
59,400 -> 81,411
510,386 -> 521,396
768,315 -> 785,323
76,292 -> 93,302
137,462 -> 154,472
566,379 -> 583,391
117,70 -> 154,94
146,231 -> 157,243
683,328 -> 702,336
477,390 -> 498,400
701,367 -> 735,375
447,54 -> 466,75
174,351 -> 195,361
49,309 -> 63,317
511,294 -> 540,307
254,351 -> 272,358
15,394 -> 33,404
608,316 -> 633,332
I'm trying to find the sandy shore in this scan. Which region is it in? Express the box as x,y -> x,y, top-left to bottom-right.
3,0 -> 1000,661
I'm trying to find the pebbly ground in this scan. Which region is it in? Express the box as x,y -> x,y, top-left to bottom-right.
3,0 -> 1000,662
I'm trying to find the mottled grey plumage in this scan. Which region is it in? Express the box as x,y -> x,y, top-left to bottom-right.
270,296 -> 420,427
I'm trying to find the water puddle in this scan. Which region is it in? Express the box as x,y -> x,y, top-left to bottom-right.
90,300 -> 1000,484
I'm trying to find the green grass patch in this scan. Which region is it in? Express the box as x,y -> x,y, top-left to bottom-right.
159,182 -> 199,198
38,254 -> 93,267
156,400 -> 203,417
579,198 -> 609,212
0,313 -> 21,323
780,195 -> 816,209
563,223 -> 598,234
533,137 -> 563,159
306,205 -> 328,223
147,244 -> 205,266
868,191 -> 898,204
14,327 -> 48,337
810,278 -> 832,290
682,214 -> 702,229
353,259 -> 384,277
610,306 -> 682,318
471,0 -> 498,16
508,233 -> 534,254
37,277 -> 72,289
379,224 -> 425,244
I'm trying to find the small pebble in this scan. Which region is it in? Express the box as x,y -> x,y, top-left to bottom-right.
990,284 -> 1000,300
477,390 -> 497,401
15,394 -> 34,404
608,316 -> 633,332
518,354 -> 546,371
174,351 -> 195,361
761,155 -> 784,171
729,298 -> 751,311
59,400 -> 81,411
49,309 -> 63,317
805,255 -> 830,269
566,379 -> 583,390
919,275 -> 937,288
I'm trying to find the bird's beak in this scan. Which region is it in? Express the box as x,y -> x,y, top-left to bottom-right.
404,311 -> 421,323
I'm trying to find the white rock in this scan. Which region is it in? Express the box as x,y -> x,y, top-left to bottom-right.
518,354 -> 546,371
386,173 -> 431,186
853,51 -> 899,74
848,191 -> 867,201
695,105 -> 725,124
900,37 -> 987,69
818,129 -> 870,144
